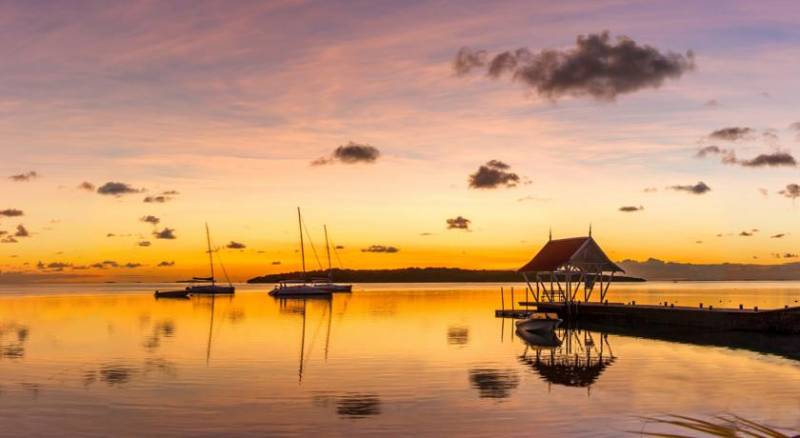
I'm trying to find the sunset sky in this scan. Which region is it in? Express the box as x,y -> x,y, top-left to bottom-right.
3,0 -> 800,282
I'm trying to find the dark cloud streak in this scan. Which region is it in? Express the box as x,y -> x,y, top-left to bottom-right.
668,182 -> 711,194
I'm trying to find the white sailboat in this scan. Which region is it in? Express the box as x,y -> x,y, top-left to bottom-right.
155,223 -> 235,298
310,225 -> 352,293
269,208 -> 331,297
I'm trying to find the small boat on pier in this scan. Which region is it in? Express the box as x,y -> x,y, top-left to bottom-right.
514,312 -> 562,333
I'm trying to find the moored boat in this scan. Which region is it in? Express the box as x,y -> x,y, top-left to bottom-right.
154,223 -> 235,297
187,284 -> 235,294
268,208 -> 333,297
320,225 -> 352,293
515,312 -> 562,333
269,280 -> 331,296
154,289 -> 191,299
311,277 -> 352,292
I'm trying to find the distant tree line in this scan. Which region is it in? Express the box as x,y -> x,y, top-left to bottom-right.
247,267 -> 644,283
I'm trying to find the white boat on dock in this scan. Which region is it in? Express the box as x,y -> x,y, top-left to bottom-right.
515,313 -> 562,333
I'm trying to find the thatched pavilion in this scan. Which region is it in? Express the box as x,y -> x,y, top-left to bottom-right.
518,230 -> 623,304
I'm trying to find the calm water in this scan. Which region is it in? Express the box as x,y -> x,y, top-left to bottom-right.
0,282 -> 798,437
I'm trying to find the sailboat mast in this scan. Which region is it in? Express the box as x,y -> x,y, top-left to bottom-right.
298,207 -> 306,278
205,222 -> 215,285
324,225 -> 332,280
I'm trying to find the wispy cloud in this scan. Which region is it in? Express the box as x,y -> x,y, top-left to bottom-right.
697,146 -> 796,168
140,215 -> 160,225
9,171 -> 38,182
779,183 -> 800,199
361,245 -> 399,253
311,141 -> 381,166
708,127 -> 754,142
668,182 -> 711,195
97,182 -> 142,196
78,181 -> 95,191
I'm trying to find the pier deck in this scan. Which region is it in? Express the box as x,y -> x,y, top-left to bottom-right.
505,301 -> 800,334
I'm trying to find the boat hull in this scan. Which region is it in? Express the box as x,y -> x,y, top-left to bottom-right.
154,289 -> 190,299
515,317 -> 562,333
515,328 -> 562,348
186,285 -> 235,294
269,285 -> 332,297
314,283 -> 352,293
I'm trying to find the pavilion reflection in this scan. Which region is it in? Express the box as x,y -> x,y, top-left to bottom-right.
516,327 -> 615,391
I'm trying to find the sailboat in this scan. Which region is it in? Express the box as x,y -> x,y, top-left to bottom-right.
154,223 -> 235,298
269,208 -> 331,297
310,225 -> 352,293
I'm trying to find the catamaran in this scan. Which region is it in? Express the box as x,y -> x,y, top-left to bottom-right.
310,225 -> 352,293
269,208 -> 331,296
155,223 -> 235,298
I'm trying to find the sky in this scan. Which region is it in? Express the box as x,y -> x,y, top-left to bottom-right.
3,0 -> 800,282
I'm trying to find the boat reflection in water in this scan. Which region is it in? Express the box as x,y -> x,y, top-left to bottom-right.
276,294 -> 338,383
516,326 -> 616,391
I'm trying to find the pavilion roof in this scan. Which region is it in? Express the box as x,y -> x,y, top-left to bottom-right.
517,236 -> 624,273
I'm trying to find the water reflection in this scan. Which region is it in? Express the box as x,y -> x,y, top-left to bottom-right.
312,392 -> 383,419
273,295 -> 335,383
142,319 -> 176,352
517,328 -> 615,389
0,322 -> 29,359
468,368 -> 520,399
84,358 -> 178,387
98,363 -> 135,385
447,326 -> 469,346
1,285 -> 799,436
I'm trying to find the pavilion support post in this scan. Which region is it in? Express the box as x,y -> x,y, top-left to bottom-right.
522,272 -> 535,304
598,270 -> 603,303
601,271 -> 614,302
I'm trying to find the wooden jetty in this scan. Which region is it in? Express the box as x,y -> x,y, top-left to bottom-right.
528,302 -> 800,334
497,229 -> 800,334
